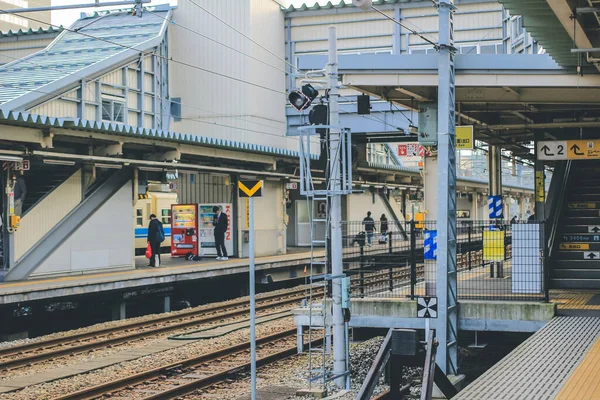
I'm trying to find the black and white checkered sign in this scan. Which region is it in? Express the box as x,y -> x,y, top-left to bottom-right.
417,296 -> 438,318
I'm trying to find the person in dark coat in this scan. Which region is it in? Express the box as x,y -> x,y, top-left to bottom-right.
362,211 -> 376,247
13,171 -> 26,217
380,213 -> 389,244
147,214 -> 163,267
213,206 -> 228,260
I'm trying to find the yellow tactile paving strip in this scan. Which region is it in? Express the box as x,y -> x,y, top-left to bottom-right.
551,290 -> 600,311
555,338 -> 600,400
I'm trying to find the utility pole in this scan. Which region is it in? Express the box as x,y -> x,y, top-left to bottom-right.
328,25 -> 347,389
436,0 -> 458,376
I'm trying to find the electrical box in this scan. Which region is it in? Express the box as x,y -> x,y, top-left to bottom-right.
418,102 -> 438,146
10,215 -> 20,230
341,276 -> 351,308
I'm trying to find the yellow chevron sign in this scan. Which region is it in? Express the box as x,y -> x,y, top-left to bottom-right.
238,180 -> 263,198
560,243 -> 590,250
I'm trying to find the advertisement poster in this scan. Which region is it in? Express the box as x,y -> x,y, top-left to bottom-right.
198,203 -> 233,256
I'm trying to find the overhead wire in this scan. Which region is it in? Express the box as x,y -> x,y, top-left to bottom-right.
186,0 -> 300,72
0,8 -> 288,96
144,8 -> 290,75
0,50 -> 288,135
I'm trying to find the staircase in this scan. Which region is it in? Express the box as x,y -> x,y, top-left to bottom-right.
22,161 -> 77,214
552,161 -> 600,288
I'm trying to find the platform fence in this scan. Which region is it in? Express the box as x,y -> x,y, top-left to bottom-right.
343,220 -> 547,302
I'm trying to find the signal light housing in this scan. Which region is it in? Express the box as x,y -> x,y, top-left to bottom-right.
288,84 -> 319,112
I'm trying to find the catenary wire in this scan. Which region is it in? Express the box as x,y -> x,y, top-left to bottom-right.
0,8 -> 288,96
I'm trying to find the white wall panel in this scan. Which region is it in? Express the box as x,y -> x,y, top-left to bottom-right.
29,99 -> 77,117
169,0 -> 294,151
31,181 -> 134,277
14,170 -> 82,261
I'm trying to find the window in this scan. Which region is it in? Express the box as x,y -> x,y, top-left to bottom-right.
101,99 -> 125,123
136,209 -> 143,227
511,16 -> 524,44
161,208 -> 171,225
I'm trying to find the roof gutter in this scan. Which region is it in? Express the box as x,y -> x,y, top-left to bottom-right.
28,150 -> 294,178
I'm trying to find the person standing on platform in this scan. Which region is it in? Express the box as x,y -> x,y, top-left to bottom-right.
362,211 -> 376,247
13,170 -> 26,217
147,214 -> 164,268
213,206 -> 228,260
380,213 -> 389,244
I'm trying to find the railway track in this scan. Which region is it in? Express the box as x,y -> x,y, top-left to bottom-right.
0,288 -> 314,372
52,328 -> 314,400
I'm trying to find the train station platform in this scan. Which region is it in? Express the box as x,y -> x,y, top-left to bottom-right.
0,248 -> 318,305
455,317 -> 600,400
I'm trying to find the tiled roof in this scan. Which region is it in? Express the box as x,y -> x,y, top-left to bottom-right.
0,5 -> 171,109
284,0 -> 423,12
0,26 -> 63,37
0,110 -> 315,159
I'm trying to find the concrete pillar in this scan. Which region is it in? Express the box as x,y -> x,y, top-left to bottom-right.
423,156 -> 438,295
471,191 -> 478,220
297,325 -> 304,353
534,132 -> 545,221
519,195 -> 525,220
487,146 -> 503,206
163,295 -> 171,313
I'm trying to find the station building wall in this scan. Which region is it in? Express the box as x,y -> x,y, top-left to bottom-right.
169,0 -> 296,152
30,181 -> 134,277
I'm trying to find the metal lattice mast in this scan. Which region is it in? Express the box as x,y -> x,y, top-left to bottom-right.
436,0 -> 458,375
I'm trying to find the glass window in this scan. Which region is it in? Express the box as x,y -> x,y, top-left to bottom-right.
479,44 -> 496,54
410,48 -> 427,55
113,102 -> 124,122
461,45 -> 477,55
511,16 -> 524,40
101,99 -> 125,123
161,208 -> 171,225
102,100 -> 111,121
136,209 -> 143,227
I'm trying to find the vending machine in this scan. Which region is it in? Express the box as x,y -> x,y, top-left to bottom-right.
198,203 -> 234,256
170,204 -> 199,257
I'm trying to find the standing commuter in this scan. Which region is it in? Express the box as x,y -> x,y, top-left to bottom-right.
147,214 -> 164,267
13,170 -> 26,217
362,211 -> 376,247
213,206 -> 228,260
380,213 -> 389,244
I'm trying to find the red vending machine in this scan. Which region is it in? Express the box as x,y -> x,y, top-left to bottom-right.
170,204 -> 199,257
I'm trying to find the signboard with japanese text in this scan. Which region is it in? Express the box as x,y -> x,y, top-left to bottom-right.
456,126 -> 474,150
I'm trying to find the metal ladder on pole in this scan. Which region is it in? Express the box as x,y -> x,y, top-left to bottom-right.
299,125 -> 353,391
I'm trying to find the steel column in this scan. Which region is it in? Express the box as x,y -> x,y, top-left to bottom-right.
435,0 -> 458,376
328,25 -> 347,389
249,197 -> 256,400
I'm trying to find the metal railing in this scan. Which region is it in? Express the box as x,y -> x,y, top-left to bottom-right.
344,220 -> 547,302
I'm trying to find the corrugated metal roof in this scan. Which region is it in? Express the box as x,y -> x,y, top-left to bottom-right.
0,110 -> 315,159
0,26 -> 63,38
0,5 -> 170,108
284,0 -> 424,12
499,0 -> 578,67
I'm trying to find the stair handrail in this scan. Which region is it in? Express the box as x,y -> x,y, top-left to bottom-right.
546,160 -> 571,259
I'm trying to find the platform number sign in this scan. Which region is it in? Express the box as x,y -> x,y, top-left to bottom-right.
417,296 -> 438,318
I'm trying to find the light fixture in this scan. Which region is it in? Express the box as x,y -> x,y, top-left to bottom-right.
288,84 -> 319,112
138,166 -> 163,172
0,155 -> 23,162
43,159 -> 76,166
95,163 -> 122,169
240,175 -> 257,180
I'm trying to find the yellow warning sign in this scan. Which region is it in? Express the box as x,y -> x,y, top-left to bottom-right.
238,180 -> 263,198
560,243 -> 590,250
483,231 -> 505,261
456,126 -> 474,150
535,171 -> 545,203
568,203 -> 597,209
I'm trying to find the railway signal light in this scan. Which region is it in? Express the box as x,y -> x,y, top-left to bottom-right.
288,84 -> 319,112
